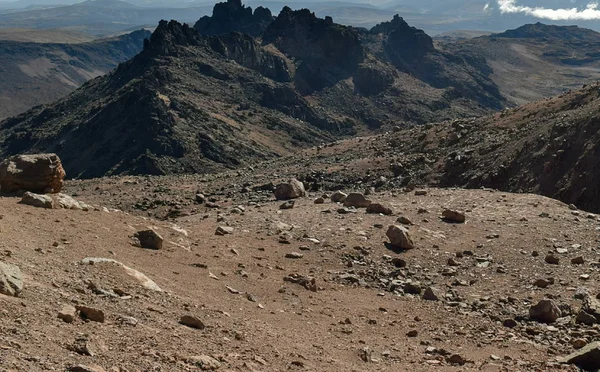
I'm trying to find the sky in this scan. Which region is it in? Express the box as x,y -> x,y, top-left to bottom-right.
492,0 -> 600,20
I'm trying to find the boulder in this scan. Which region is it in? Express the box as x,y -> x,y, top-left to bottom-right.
529,299 -> 561,323
386,225 -> 415,249
423,286 -> 441,301
75,305 -> 105,323
215,226 -> 234,235
0,262 -> 23,297
58,304 -> 78,323
561,341 -> 600,370
274,178 -> 306,200
20,191 -> 53,209
581,294 -> 600,322
68,365 -> 107,372
180,315 -> 205,329
133,229 -> 163,250
55,193 -> 91,210
343,193 -> 371,208
366,202 -> 393,215
331,191 -> 348,203
0,153 -> 65,193
441,209 -> 466,223
80,258 -> 162,292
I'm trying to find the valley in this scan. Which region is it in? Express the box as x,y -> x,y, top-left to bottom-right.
0,1 -> 600,371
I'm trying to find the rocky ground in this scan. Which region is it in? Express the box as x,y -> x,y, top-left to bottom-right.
2,167 -> 600,370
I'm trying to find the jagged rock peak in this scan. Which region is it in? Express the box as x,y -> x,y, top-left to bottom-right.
262,7 -> 365,93
193,0 -> 273,37
371,14 -> 434,61
144,20 -> 204,55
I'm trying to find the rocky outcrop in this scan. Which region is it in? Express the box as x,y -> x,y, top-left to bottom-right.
372,15 -> 435,69
209,32 -> 291,82
263,7 -> 365,94
0,154 -> 65,193
194,0 -> 273,37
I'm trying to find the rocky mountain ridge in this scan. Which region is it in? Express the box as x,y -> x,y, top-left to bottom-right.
0,29 -> 150,120
0,4 -> 505,179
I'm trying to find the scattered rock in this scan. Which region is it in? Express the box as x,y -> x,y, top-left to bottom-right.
366,203 -> 393,215
396,216 -> 413,225
406,329 -> 418,337
80,258 -> 162,292
442,209 -> 466,223
0,153 -> 65,193
180,315 -> 205,329
58,304 -> 77,323
75,305 -> 105,323
571,339 -> 588,349
414,190 -> 427,196
68,365 -> 106,372
358,346 -> 372,362
533,278 -> 551,288
190,355 -> 221,370
391,257 -> 407,268
285,252 -> 304,259
314,197 -> 325,204
423,286 -> 441,301
545,254 -> 560,265
283,274 -> 317,292
343,193 -> 371,208
274,178 -> 306,200
503,318 -> 517,328
386,225 -> 415,250
561,341 -> 600,370
529,299 -> 561,323
133,229 -> 163,250
0,262 -> 23,297
331,191 -> 348,203
575,311 -> 596,325
55,193 -> 90,210
446,354 -> 466,365
571,256 -> 585,265
19,191 -> 53,209
280,200 -> 295,209
215,226 -> 234,235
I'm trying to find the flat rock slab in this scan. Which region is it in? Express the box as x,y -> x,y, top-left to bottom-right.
0,262 -> 23,297
561,341 -> 600,370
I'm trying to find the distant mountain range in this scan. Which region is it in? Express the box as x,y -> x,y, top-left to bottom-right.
0,0 -> 599,36
0,28 -> 150,120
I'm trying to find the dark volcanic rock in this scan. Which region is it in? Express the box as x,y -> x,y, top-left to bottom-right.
263,7 -> 365,94
194,0 -> 273,37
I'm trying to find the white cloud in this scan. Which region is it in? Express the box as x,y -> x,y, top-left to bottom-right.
497,0 -> 600,20
483,3 -> 490,11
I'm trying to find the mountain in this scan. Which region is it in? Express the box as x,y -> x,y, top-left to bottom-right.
259,81 -> 600,213
194,0 -> 274,37
0,0 -> 213,36
0,6 -> 505,179
0,29 -> 150,120
441,23 -> 600,104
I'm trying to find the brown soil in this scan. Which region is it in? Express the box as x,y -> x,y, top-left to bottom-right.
0,177 -> 594,370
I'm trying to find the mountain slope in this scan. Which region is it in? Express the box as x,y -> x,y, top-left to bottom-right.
0,0 -> 213,36
0,10 -> 503,179
250,81 -> 600,212
0,29 -> 150,120
440,23 -> 600,104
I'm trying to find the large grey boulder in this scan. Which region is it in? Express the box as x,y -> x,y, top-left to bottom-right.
274,178 -> 306,200
20,191 -> 54,208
